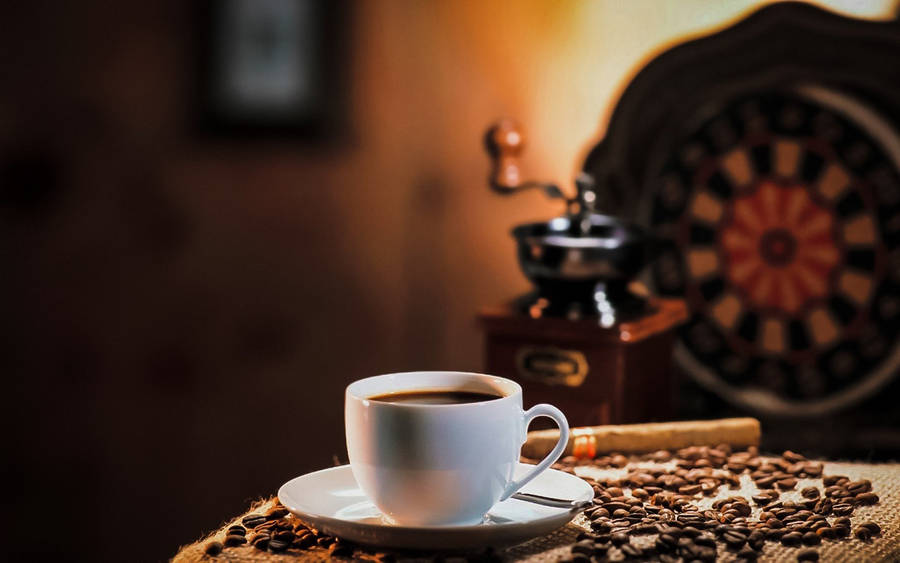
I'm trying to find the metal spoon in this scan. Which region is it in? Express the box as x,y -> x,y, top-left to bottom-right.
511,492 -> 593,512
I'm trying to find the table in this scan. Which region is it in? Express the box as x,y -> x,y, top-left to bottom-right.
173,455 -> 900,562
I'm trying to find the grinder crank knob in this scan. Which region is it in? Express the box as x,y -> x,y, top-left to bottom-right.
485,119 -> 524,191
484,120 -> 563,199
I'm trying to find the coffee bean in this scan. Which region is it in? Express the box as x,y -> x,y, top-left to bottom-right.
813,498 -> 832,515
590,507 -> 610,519
657,525 -> 682,537
787,462 -> 805,475
855,527 -> 872,541
266,507 -> 289,519
797,548 -> 819,561
756,475 -> 777,488
824,485 -> 844,497
802,531 -> 821,545
723,530 -> 747,548
655,537 -> 674,553
679,484 -> 703,496
775,507 -> 797,518
804,463 -> 824,477
781,531 -> 803,546
241,515 -> 264,527
860,522 -> 881,535
776,477 -> 798,490
224,534 -> 246,547
571,540 -> 593,556
832,502 -> 854,516
204,541 -> 223,556
317,536 -> 336,547
250,535 -> 269,550
823,475 -> 847,486
267,538 -> 288,552
295,533 -> 316,549
273,530 -> 292,542
677,513 -> 706,526
227,525 -> 246,536
847,479 -> 872,494
620,544 -> 642,558
801,487 -> 820,499
749,537 -> 765,551
659,532 -> 678,545
809,519 -> 828,530
561,447 -> 884,563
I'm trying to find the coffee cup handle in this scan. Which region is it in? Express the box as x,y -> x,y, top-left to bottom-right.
500,403 -> 570,501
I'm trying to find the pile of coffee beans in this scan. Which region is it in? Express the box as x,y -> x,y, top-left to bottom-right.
201,504 -> 502,561
199,447 -> 882,562
552,446 -> 882,562
202,504 -> 368,559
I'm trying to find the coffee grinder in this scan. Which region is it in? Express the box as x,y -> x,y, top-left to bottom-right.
479,120 -> 687,427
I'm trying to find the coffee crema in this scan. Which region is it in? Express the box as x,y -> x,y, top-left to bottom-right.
367,389 -> 503,405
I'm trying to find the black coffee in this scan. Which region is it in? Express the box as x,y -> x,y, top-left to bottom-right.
367,389 -> 502,405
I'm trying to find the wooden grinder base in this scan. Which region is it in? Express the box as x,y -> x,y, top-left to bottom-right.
479,298 -> 688,427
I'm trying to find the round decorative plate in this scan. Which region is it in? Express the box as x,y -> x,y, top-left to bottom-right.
647,89 -> 900,416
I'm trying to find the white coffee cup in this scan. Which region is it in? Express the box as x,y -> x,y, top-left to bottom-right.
345,371 -> 569,526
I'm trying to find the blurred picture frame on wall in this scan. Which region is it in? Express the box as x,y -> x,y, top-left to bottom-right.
195,0 -> 348,140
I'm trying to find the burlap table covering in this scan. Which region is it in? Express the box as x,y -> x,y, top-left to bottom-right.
173,460 -> 900,562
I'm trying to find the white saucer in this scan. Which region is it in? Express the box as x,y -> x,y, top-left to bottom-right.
277,463 -> 592,550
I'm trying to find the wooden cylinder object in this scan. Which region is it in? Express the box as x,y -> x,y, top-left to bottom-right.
522,417 -> 761,459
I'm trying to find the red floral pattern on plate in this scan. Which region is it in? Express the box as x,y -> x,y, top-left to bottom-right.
721,181 -> 840,315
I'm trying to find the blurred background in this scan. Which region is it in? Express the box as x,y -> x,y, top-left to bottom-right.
2,0 -> 898,561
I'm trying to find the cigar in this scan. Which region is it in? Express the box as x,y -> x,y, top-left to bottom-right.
522,418 -> 761,459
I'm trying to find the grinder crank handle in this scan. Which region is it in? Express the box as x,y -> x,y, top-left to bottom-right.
484,120 -> 564,199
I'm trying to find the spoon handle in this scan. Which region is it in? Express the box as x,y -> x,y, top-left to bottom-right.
511,492 -> 593,512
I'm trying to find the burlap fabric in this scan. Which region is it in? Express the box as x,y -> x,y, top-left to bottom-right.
173,460 -> 900,562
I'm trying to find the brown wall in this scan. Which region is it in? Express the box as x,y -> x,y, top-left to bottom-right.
2,0 -> 892,560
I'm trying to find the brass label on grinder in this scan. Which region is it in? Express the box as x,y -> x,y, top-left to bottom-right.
515,346 -> 588,386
